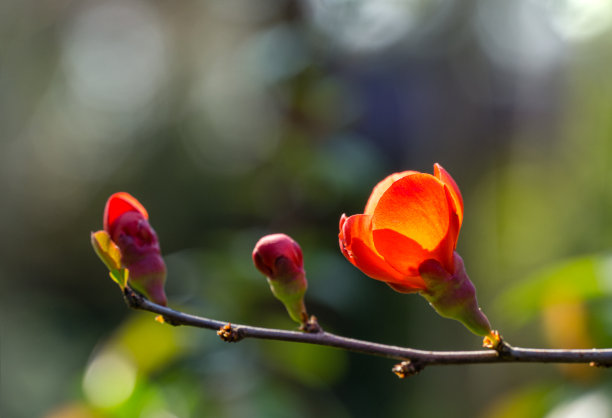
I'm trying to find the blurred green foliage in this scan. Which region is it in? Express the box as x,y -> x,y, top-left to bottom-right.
2,0 -> 612,417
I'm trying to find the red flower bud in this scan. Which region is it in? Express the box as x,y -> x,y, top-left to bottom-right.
253,234 -> 308,324
339,164 -> 492,336
93,192 -> 167,306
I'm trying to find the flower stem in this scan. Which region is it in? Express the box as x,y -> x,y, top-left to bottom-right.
123,288 -> 612,375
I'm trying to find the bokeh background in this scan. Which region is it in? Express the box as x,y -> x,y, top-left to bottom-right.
3,0 -> 612,417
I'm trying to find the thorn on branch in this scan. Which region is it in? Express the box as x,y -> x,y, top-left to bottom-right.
300,315 -> 322,333
392,360 -> 424,379
217,323 -> 243,342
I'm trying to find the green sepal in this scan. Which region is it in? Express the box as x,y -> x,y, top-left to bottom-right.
108,268 -> 129,290
419,253 -> 492,337
267,276 -> 308,324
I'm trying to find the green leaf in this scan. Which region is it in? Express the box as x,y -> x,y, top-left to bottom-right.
496,254 -> 612,327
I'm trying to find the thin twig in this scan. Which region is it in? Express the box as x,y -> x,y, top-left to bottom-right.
123,288 -> 612,374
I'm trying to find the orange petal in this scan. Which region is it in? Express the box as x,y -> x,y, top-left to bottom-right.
436,186 -> 461,267
412,186 -> 462,274
339,214 -> 408,283
434,163 -> 463,225
373,190 -> 459,276
372,173 -> 450,251
103,192 -> 149,232
371,228 -> 428,289
364,171 -> 416,216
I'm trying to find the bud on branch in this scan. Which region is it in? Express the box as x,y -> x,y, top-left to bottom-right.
253,233 -> 309,325
92,192 -> 168,306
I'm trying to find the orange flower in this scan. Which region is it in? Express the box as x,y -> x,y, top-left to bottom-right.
339,163 -> 462,292
92,192 -> 167,306
339,164 -> 492,336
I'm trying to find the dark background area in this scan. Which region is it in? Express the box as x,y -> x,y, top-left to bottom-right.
2,0 -> 612,417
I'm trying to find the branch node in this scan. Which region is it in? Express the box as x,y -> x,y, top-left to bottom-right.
120,289 -> 612,372
589,361 -> 612,368
392,360 -> 424,379
217,323 -> 244,342
123,286 -> 144,309
155,314 -> 182,326
300,315 -> 322,333
483,330 -> 512,358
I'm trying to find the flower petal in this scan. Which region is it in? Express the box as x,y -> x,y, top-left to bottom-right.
371,228 -> 428,289
434,163 -> 463,225
339,214 -> 408,283
104,192 -> 149,232
252,233 -> 304,280
437,186 -> 461,265
338,214 -> 351,260
364,171 -> 416,216
372,173 -> 450,252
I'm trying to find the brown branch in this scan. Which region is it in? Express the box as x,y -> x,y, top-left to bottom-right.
123,288 -> 612,376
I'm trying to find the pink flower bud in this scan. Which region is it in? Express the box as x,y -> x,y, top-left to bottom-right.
253,234 -> 308,324
253,234 -> 304,279
93,192 -> 167,306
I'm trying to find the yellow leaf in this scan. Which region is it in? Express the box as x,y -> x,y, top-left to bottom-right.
91,230 -> 122,270
92,230 -> 128,289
